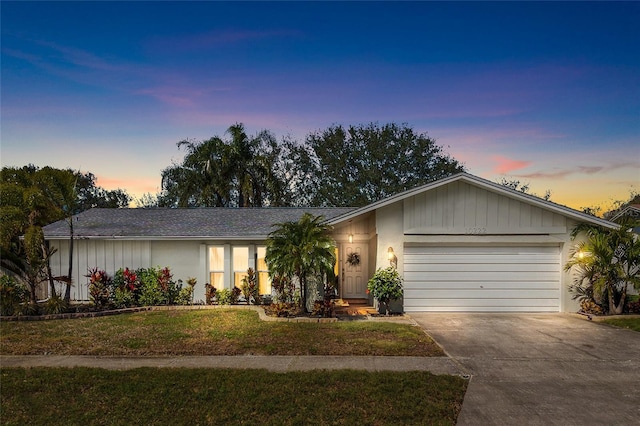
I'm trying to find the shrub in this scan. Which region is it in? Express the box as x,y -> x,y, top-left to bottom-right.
266,302 -> 303,317
112,287 -> 135,308
272,275 -> 296,304
241,268 -> 259,305
625,296 -> 640,314
112,268 -> 138,307
138,268 -> 163,306
205,283 -> 216,305
44,294 -> 67,315
580,299 -> 604,315
0,275 -> 29,316
231,286 -> 242,304
367,267 -> 403,315
217,288 -> 232,305
86,268 -> 112,310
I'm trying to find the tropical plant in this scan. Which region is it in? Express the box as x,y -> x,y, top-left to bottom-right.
112,268 -> 137,308
271,274 -> 295,304
217,288 -> 232,305
44,294 -> 67,315
176,277 -> 197,305
1,165 -> 130,304
0,274 -> 29,316
266,213 -> 337,312
240,268 -> 259,305
205,283 -> 217,305
565,218 -> 640,315
160,124 -> 290,207
367,267 -> 404,316
86,267 -> 112,310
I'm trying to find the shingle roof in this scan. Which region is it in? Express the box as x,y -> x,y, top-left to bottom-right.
42,208 -> 356,240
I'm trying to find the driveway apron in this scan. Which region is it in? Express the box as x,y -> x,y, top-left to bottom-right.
411,313 -> 640,426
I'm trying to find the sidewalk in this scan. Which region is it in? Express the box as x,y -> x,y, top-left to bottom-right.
1,355 -> 465,375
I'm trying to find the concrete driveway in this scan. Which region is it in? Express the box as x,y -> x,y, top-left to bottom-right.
411,313 -> 640,425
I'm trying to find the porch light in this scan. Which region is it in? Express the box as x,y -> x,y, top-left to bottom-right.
348,234 -> 353,243
388,247 -> 397,269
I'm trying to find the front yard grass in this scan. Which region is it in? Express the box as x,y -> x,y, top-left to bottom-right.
601,317 -> 640,332
1,367 -> 467,425
0,308 -> 443,356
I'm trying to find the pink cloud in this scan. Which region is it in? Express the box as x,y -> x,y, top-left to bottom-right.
492,155 -> 532,174
516,161 -> 639,180
96,176 -> 159,195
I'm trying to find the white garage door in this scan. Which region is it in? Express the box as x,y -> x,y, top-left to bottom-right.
404,246 -> 560,312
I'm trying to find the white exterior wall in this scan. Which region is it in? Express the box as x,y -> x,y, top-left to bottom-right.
404,180 -> 567,235
375,203 -> 405,276
48,239 -> 152,300
150,240 -> 206,303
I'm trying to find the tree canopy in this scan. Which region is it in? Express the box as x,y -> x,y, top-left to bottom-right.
285,122 -> 465,207
160,124 -> 290,207
1,165 -> 131,302
159,122 -> 464,208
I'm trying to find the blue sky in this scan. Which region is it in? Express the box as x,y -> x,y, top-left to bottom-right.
2,1 -> 638,210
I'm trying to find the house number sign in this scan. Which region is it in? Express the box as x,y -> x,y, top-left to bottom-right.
465,227 -> 487,235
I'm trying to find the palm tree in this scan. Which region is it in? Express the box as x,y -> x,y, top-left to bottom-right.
565,219 -> 640,314
265,213 -> 337,312
160,124 -> 290,207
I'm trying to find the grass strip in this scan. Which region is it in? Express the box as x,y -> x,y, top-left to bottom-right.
1,367 -> 467,426
0,309 -> 443,356
601,317 -> 640,332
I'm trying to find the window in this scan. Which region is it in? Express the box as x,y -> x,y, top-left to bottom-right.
233,247 -> 249,289
209,246 -> 224,290
257,246 -> 271,295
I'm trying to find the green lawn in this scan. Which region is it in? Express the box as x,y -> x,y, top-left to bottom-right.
601,317 -> 640,332
0,308 -> 443,356
1,367 -> 467,425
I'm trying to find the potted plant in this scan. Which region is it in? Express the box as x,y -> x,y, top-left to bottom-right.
367,267 -> 403,316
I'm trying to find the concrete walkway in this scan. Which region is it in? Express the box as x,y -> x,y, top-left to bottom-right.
0,354 -> 463,375
411,313 -> 640,426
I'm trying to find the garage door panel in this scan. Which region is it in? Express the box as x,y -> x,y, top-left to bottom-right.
405,254 -> 560,265
405,271 -> 559,282
404,297 -> 560,308
406,246 -> 559,255
404,305 -> 559,313
404,280 -> 559,290
403,245 -> 560,312
405,289 -> 559,300
405,262 -> 560,273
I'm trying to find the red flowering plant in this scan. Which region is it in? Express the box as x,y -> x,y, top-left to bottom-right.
121,268 -> 136,292
112,267 -> 138,308
157,267 -> 171,291
85,267 -> 112,310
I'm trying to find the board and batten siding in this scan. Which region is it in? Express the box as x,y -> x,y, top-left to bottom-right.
48,239 -> 151,300
403,181 -> 567,235
404,245 -> 561,312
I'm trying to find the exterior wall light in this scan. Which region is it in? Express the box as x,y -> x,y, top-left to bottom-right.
388,246 -> 397,269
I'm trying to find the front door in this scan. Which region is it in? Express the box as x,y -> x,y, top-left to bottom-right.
341,243 -> 368,298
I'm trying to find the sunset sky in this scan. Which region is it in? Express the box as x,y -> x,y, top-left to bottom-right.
2,1 -> 638,212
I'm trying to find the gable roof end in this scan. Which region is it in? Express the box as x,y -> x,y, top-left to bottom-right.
328,172 -> 618,229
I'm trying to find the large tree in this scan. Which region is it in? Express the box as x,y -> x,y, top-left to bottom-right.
1,165 -> 130,301
160,124 -> 291,207
265,213 -> 337,312
286,122 -> 464,207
